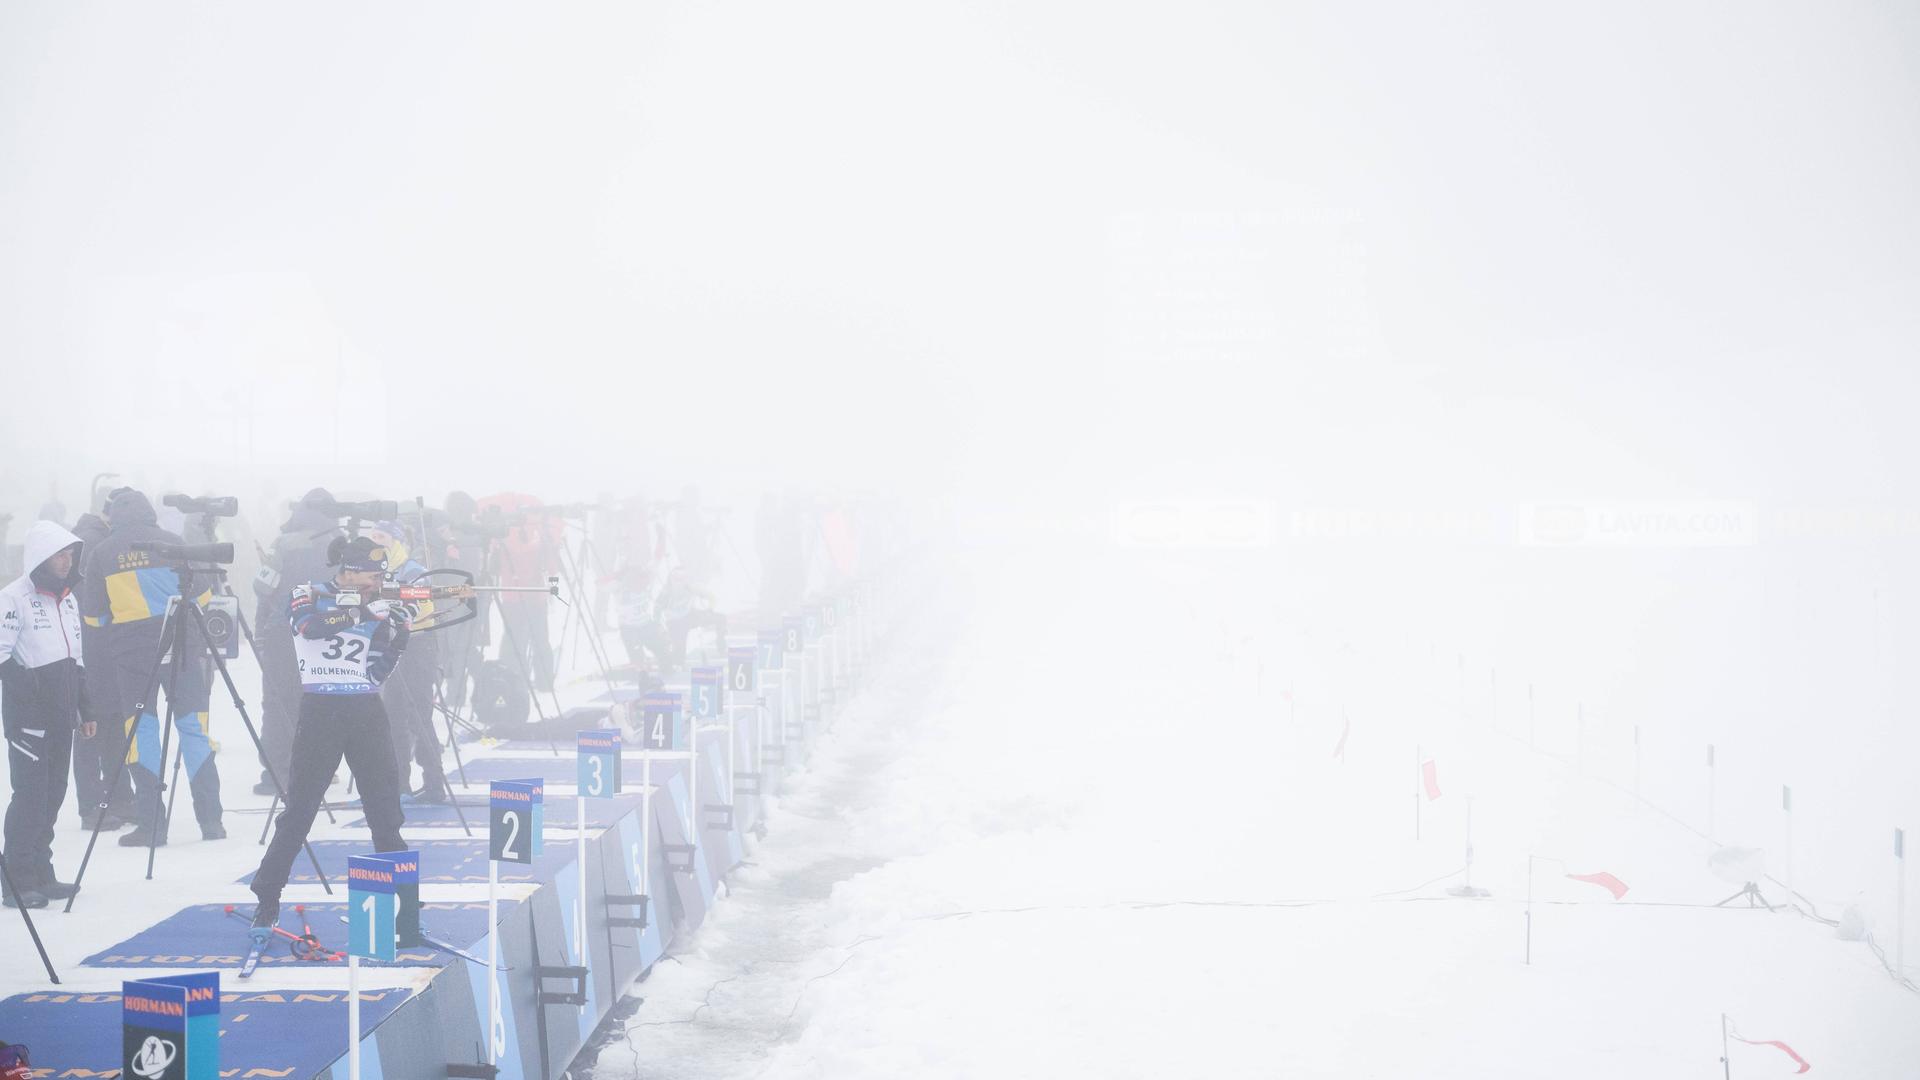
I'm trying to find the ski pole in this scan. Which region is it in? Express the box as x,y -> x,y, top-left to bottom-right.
0,849 -> 59,983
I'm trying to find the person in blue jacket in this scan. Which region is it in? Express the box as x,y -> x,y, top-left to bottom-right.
77,488 -> 224,847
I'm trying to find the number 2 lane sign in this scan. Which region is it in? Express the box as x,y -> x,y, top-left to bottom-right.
489,780 -> 544,864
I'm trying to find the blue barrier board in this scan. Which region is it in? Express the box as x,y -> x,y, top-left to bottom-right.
237,837 -> 575,885
82,901 -> 503,970
368,792 -> 645,829
447,755 -> 691,785
0,987 -> 406,1075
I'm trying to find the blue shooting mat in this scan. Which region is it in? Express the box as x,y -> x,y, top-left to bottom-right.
0,986 -> 407,1075
476,738 -> 655,753
360,792 -> 644,829
82,900 -> 505,970
443,755 -> 635,785
237,837 -> 573,885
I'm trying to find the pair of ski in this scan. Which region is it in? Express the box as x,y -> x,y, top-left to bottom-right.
226,904 -> 499,978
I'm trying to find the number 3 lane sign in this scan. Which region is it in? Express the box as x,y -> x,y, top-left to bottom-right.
577,730 -> 622,797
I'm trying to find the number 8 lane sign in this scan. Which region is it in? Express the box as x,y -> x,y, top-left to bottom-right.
490,780 -> 544,864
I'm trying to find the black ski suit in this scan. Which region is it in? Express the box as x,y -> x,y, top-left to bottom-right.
251,580 -> 411,901
1,521 -> 86,889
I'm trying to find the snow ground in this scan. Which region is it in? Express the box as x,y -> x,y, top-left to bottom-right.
1,538 -> 1914,1077
588,541 -> 1920,1079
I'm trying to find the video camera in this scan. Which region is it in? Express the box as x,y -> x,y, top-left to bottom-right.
163,493 -> 239,518
130,540 -> 235,565
311,496 -> 401,524
128,541 -> 242,658
502,503 -> 594,526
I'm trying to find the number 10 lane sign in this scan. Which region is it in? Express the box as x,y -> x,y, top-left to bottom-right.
490,780 -> 545,864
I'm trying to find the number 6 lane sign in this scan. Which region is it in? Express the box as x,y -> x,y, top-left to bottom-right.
728,646 -> 756,694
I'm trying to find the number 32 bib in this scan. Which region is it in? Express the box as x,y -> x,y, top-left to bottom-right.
295,622 -> 381,694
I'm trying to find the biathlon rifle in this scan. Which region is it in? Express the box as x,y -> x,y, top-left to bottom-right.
336,571 -> 562,634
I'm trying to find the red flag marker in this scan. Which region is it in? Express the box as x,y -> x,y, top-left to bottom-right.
1421,758 -> 1441,800
1730,1029 -> 1811,1074
1565,871 -> 1629,900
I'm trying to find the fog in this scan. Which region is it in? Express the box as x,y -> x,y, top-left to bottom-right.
3,0 -> 1919,1073
6,2 -> 1909,501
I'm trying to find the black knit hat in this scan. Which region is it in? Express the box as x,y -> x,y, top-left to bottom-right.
327,535 -> 389,572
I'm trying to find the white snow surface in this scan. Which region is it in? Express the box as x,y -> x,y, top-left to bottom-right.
589,542 -> 1920,1079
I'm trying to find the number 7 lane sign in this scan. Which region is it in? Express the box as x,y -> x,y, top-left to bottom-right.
489,780 -> 544,864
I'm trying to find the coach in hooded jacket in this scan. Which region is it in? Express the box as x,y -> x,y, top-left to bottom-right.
1,521 -> 88,907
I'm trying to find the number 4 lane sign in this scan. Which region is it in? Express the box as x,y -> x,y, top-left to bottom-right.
640,691 -> 682,751
490,780 -> 544,864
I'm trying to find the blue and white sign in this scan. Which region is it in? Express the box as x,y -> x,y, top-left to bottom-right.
578,729 -> 622,797
727,645 -> 756,694
347,853 -> 400,962
691,666 -> 722,719
122,972 -> 218,1080
489,780 -> 545,864
639,690 -> 683,751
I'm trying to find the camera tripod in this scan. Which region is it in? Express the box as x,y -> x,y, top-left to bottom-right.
65,563 -> 332,911
1713,881 -> 1775,910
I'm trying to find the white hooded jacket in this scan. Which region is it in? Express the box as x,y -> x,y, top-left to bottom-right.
0,520 -> 86,682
